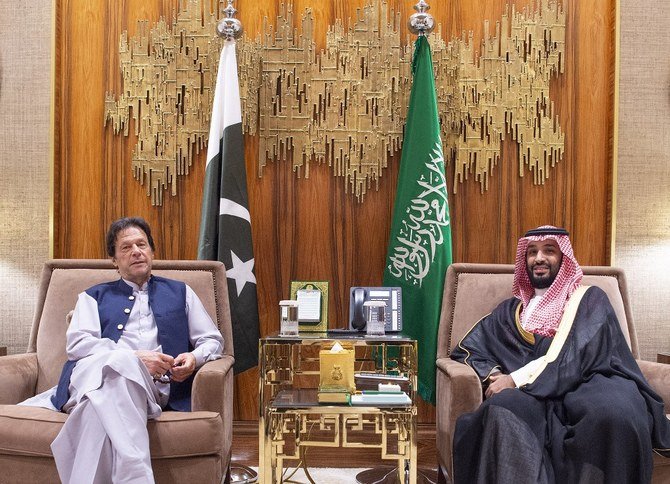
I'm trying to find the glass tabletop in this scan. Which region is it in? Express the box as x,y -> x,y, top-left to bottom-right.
262,331 -> 415,343
269,389 -> 413,409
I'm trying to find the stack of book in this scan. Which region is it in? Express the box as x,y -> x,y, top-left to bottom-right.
317,388 -> 351,404
354,372 -> 410,392
350,390 -> 411,406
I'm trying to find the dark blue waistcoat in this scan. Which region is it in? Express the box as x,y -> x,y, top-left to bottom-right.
52,275 -> 194,412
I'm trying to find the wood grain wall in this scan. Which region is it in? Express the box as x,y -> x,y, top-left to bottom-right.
54,0 -> 616,421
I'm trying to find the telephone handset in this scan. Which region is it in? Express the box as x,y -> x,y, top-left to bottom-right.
351,288 -> 367,330
348,287 -> 403,332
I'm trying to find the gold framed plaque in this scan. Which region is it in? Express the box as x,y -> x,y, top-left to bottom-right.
289,281 -> 329,332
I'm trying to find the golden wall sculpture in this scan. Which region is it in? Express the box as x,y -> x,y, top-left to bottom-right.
240,0 -> 565,197
433,5 -> 565,191
237,1 -> 412,200
105,0 -> 565,204
104,0 -> 223,205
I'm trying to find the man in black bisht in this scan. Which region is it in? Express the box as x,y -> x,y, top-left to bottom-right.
450,226 -> 670,484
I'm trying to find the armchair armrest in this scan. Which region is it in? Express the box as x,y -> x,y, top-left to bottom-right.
637,359 -> 670,413
436,357 -> 483,478
436,357 -> 483,420
0,353 -> 38,404
191,355 -> 234,415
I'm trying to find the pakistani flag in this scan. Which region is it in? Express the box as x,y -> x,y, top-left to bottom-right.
383,35 -> 452,405
198,39 -> 259,374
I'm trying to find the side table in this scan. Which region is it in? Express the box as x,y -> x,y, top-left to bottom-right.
657,352 -> 670,364
259,333 -> 418,484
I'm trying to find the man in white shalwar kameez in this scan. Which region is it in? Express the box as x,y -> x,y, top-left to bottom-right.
24,217 -> 224,483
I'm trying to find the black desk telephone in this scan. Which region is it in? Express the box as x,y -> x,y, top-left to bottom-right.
348,287 -> 402,332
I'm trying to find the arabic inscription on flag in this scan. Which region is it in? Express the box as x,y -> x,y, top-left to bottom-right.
387,142 -> 450,287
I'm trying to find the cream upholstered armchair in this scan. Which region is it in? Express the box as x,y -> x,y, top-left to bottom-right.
435,263 -> 670,484
0,259 -> 235,483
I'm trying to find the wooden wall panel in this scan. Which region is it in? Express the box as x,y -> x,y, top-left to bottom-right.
54,0 -> 616,422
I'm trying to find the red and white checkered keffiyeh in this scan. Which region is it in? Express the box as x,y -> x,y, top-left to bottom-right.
512,226 -> 583,337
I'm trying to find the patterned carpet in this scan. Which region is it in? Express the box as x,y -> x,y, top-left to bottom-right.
240,466 -> 432,483
244,467 -> 364,483
269,467 -> 363,483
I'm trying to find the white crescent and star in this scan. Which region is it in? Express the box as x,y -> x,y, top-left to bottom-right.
219,197 -> 256,296
226,250 -> 256,297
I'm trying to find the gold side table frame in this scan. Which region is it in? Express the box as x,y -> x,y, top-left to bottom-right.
258,334 -> 418,483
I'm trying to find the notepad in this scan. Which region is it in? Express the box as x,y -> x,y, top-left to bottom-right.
297,289 -> 321,322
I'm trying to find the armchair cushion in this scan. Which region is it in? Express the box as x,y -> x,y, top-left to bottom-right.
0,405 -> 223,459
0,405 -> 66,457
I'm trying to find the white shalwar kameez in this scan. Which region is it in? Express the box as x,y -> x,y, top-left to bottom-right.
22,278 -> 223,484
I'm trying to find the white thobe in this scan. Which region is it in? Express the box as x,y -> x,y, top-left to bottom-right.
24,278 -> 223,484
510,288 -> 547,387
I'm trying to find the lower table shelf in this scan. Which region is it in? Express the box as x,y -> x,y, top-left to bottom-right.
260,400 -> 417,483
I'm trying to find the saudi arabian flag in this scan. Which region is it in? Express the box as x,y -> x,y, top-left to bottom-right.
198,39 -> 259,374
383,35 -> 452,405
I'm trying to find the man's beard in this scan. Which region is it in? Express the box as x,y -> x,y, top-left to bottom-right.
527,263 -> 558,289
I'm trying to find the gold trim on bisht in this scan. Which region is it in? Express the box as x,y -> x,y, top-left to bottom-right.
515,302 -> 535,345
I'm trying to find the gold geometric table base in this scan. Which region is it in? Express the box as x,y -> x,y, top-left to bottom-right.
262,407 -> 417,482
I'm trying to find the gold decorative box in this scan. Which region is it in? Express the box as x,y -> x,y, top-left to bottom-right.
319,343 -> 355,393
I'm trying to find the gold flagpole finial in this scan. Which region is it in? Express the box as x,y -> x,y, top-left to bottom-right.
408,0 -> 435,36
217,0 -> 243,40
